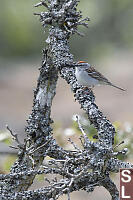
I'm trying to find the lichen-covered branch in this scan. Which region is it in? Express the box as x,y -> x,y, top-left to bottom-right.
0,0 -> 132,199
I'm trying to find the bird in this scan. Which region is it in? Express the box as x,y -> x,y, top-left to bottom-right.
75,61 -> 125,91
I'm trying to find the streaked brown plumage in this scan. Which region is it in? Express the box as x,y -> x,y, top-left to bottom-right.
75,61 -> 125,91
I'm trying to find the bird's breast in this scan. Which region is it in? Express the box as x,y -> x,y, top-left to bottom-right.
75,67 -> 99,87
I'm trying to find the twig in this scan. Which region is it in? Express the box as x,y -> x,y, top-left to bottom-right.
113,141 -> 124,149
68,138 -> 81,151
34,1 -> 48,8
75,115 -> 87,137
6,125 -> 24,149
9,146 -> 19,150
27,139 -> 51,155
67,191 -> 70,200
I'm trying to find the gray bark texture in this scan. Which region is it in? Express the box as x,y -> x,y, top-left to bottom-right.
0,0 -> 132,199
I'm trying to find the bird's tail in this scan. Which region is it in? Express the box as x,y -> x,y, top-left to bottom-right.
110,83 -> 126,91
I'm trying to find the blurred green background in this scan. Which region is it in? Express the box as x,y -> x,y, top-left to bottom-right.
0,1 -> 133,199
0,0 -> 132,60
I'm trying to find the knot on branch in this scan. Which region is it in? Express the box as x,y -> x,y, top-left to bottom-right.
34,0 -> 90,35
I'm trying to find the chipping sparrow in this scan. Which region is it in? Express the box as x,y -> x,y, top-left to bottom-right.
75,61 -> 125,91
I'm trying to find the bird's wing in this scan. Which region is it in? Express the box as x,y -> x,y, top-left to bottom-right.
86,66 -> 111,84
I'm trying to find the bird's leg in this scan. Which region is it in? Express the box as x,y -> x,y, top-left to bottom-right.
83,86 -> 89,90
82,86 -> 92,94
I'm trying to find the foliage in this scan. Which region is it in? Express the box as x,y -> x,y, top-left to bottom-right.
114,121 -> 133,160
53,115 -> 133,162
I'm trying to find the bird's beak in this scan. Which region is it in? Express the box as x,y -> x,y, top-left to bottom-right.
75,63 -> 80,67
